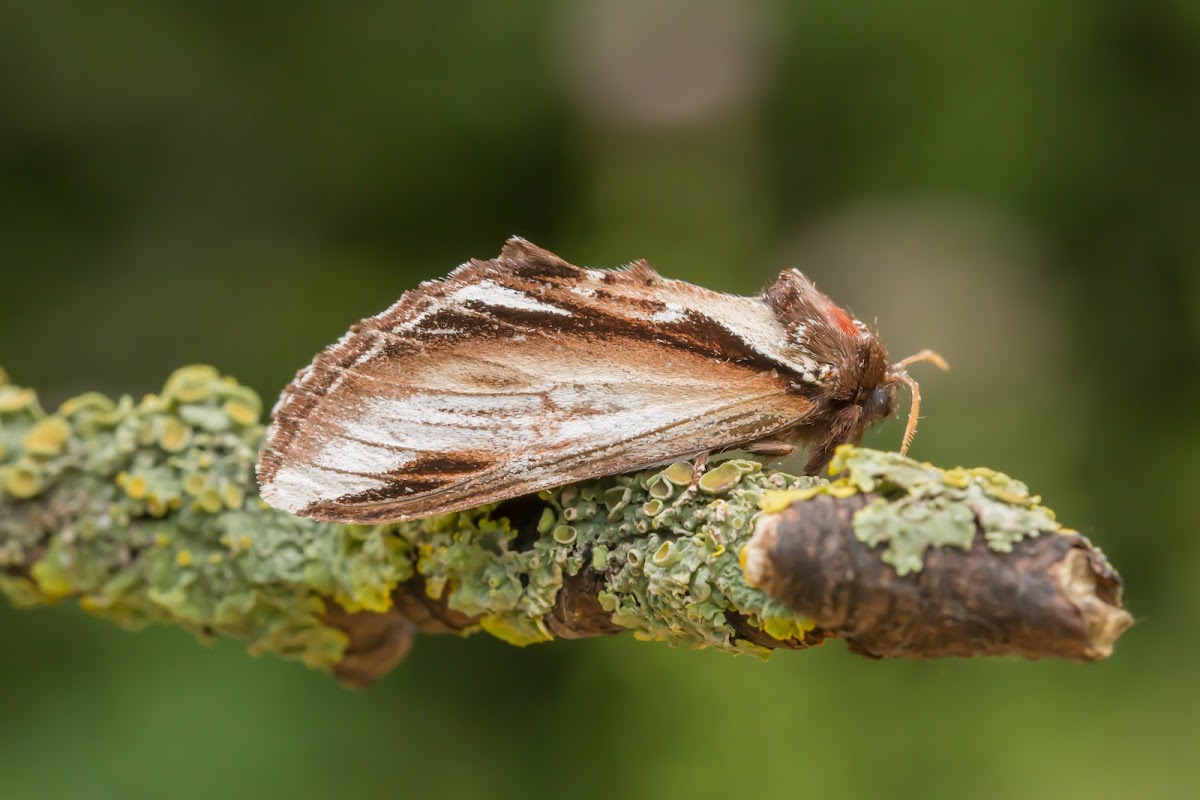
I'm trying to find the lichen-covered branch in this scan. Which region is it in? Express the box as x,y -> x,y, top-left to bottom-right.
0,366 -> 1132,686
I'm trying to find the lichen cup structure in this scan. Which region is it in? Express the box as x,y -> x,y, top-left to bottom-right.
0,366 -> 1131,686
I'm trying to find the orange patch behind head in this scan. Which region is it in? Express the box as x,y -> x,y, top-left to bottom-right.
826,305 -> 858,336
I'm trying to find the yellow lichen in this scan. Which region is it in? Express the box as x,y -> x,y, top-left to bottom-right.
162,365 -> 220,404
825,479 -> 859,498
139,393 -> 161,410
761,615 -> 816,642
79,595 -> 110,612
334,581 -> 397,614
146,495 -> 168,517
22,417 -> 70,456
664,461 -> 695,486
175,550 -> 193,568
196,489 -> 224,514
424,576 -> 446,600
759,478 -> 858,513
759,485 -> 825,513
30,559 -> 73,599
57,392 -> 116,419
220,482 -> 245,509
1,463 -> 42,499
698,462 -> 744,494
156,417 -> 192,452
941,468 -> 972,488
0,386 -> 38,414
647,476 -> 674,500
183,473 -> 208,496
124,475 -> 149,500
731,639 -> 773,659
480,614 -> 553,646
223,398 -> 259,427
652,541 -> 679,566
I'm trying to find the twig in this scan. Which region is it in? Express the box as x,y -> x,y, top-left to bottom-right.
0,366 -> 1132,686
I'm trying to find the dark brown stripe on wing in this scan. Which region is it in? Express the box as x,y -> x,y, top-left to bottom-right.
324,452 -> 496,511
393,453 -> 495,476
429,296 -> 789,377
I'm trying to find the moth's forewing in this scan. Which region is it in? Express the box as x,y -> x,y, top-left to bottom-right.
257,239 -> 821,523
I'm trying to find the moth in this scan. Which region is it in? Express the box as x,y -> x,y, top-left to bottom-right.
257,238 -> 946,523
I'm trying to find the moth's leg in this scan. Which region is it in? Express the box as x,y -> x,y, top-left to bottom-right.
741,437 -> 796,458
669,451 -> 711,508
802,411 -> 860,475
677,441 -> 794,505
802,446 -> 835,476
686,450 -> 710,493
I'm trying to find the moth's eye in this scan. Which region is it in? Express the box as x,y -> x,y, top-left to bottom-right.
864,386 -> 894,420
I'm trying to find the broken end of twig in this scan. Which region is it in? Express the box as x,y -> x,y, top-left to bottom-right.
745,496 -> 1133,662
1053,545 -> 1133,660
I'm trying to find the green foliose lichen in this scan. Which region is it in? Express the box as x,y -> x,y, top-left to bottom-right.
539,458 -> 816,654
404,509 -> 564,645
380,453 -> 819,653
821,445 -> 1062,575
0,366 -> 413,672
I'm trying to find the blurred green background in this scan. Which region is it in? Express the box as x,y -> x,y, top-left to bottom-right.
2,1 -> 1198,798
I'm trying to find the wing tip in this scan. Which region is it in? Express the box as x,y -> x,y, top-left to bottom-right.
256,478 -> 307,517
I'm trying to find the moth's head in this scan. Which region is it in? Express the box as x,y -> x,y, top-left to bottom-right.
883,349 -> 950,455
765,267 -> 948,458
861,383 -> 898,424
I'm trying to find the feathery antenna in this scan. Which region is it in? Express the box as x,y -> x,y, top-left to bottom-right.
889,350 -> 950,455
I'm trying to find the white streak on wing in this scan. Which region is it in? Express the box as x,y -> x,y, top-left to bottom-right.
392,305 -> 436,333
325,374 -> 348,396
265,463 -> 387,512
364,390 -> 545,423
313,437 -> 417,474
339,396 -> 531,451
650,303 -> 687,323
328,385 -> 736,468
324,339 -> 387,396
550,400 -> 716,446
266,436 -> 421,510
682,289 -> 819,376
449,280 -> 570,316
390,306 -> 467,336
